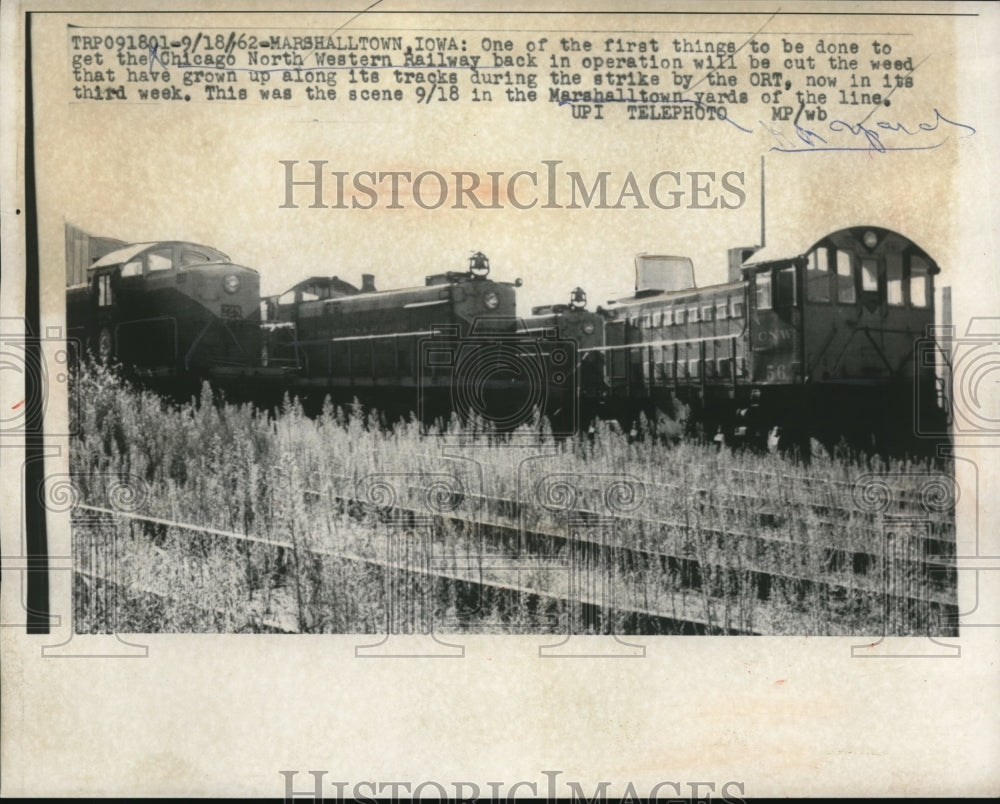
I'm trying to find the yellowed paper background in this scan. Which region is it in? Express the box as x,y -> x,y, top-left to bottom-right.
2,1 -> 998,797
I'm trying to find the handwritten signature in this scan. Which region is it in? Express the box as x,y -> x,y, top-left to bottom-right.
759,108 -> 976,154
556,95 -> 974,153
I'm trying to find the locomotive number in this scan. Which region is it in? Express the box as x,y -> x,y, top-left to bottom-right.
220,304 -> 242,319
765,364 -> 788,382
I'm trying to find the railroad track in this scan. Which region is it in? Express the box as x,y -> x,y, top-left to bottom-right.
398,454 -> 957,521
73,507 -> 742,634
311,467 -> 955,535
309,471 -> 956,581
323,491 -> 957,607
71,466 -> 959,635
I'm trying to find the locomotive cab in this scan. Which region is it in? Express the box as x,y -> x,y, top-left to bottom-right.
742,226 -> 942,454
67,241 -> 263,372
745,227 -> 939,386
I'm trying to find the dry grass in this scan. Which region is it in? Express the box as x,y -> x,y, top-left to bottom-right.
69,361 -> 957,635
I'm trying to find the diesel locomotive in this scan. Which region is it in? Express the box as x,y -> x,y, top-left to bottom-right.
566,226 -> 946,454
520,287 -> 609,434
260,251 -> 533,424
65,240 -> 263,375
65,226 -> 949,454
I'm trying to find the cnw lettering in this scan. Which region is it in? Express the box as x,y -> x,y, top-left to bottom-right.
756,329 -> 795,346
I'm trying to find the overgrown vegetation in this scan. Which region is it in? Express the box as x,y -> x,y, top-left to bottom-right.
70,361 -> 957,635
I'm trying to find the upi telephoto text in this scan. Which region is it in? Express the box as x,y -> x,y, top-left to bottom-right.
279,160 -> 747,210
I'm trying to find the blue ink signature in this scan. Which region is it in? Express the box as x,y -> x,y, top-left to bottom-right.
767,108 -> 975,153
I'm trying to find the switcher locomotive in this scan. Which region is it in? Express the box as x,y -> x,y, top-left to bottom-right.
260,251 -> 530,422
570,226 -> 945,454
67,245 -> 538,425
520,287 -> 609,433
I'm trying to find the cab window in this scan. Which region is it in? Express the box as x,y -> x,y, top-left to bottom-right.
909,255 -> 930,308
805,248 -> 831,303
755,272 -> 772,310
181,250 -> 211,266
886,253 -> 904,306
774,265 -> 797,307
836,250 -> 856,303
147,248 -> 174,272
861,258 -> 879,292
97,274 -> 113,307
121,259 -> 143,278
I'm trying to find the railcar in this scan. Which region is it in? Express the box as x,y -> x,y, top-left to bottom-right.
63,227 -> 947,454
585,228 -> 946,455
590,253 -> 749,440
65,241 -> 263,375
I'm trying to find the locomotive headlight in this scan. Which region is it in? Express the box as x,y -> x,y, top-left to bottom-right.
583,322 -> 595,335
863,230 -> 879,249
223,274 -> 240,294
483,291 -> 500,310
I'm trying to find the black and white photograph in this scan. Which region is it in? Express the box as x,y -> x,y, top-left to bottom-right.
2,1 -> 998,798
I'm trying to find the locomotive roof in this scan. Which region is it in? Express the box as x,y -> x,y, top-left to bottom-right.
742,225 -> 938,270
606,278 -> 745,309
89,241 -> 231,269
282,275 -> 360,294
322,274 -> 506,299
